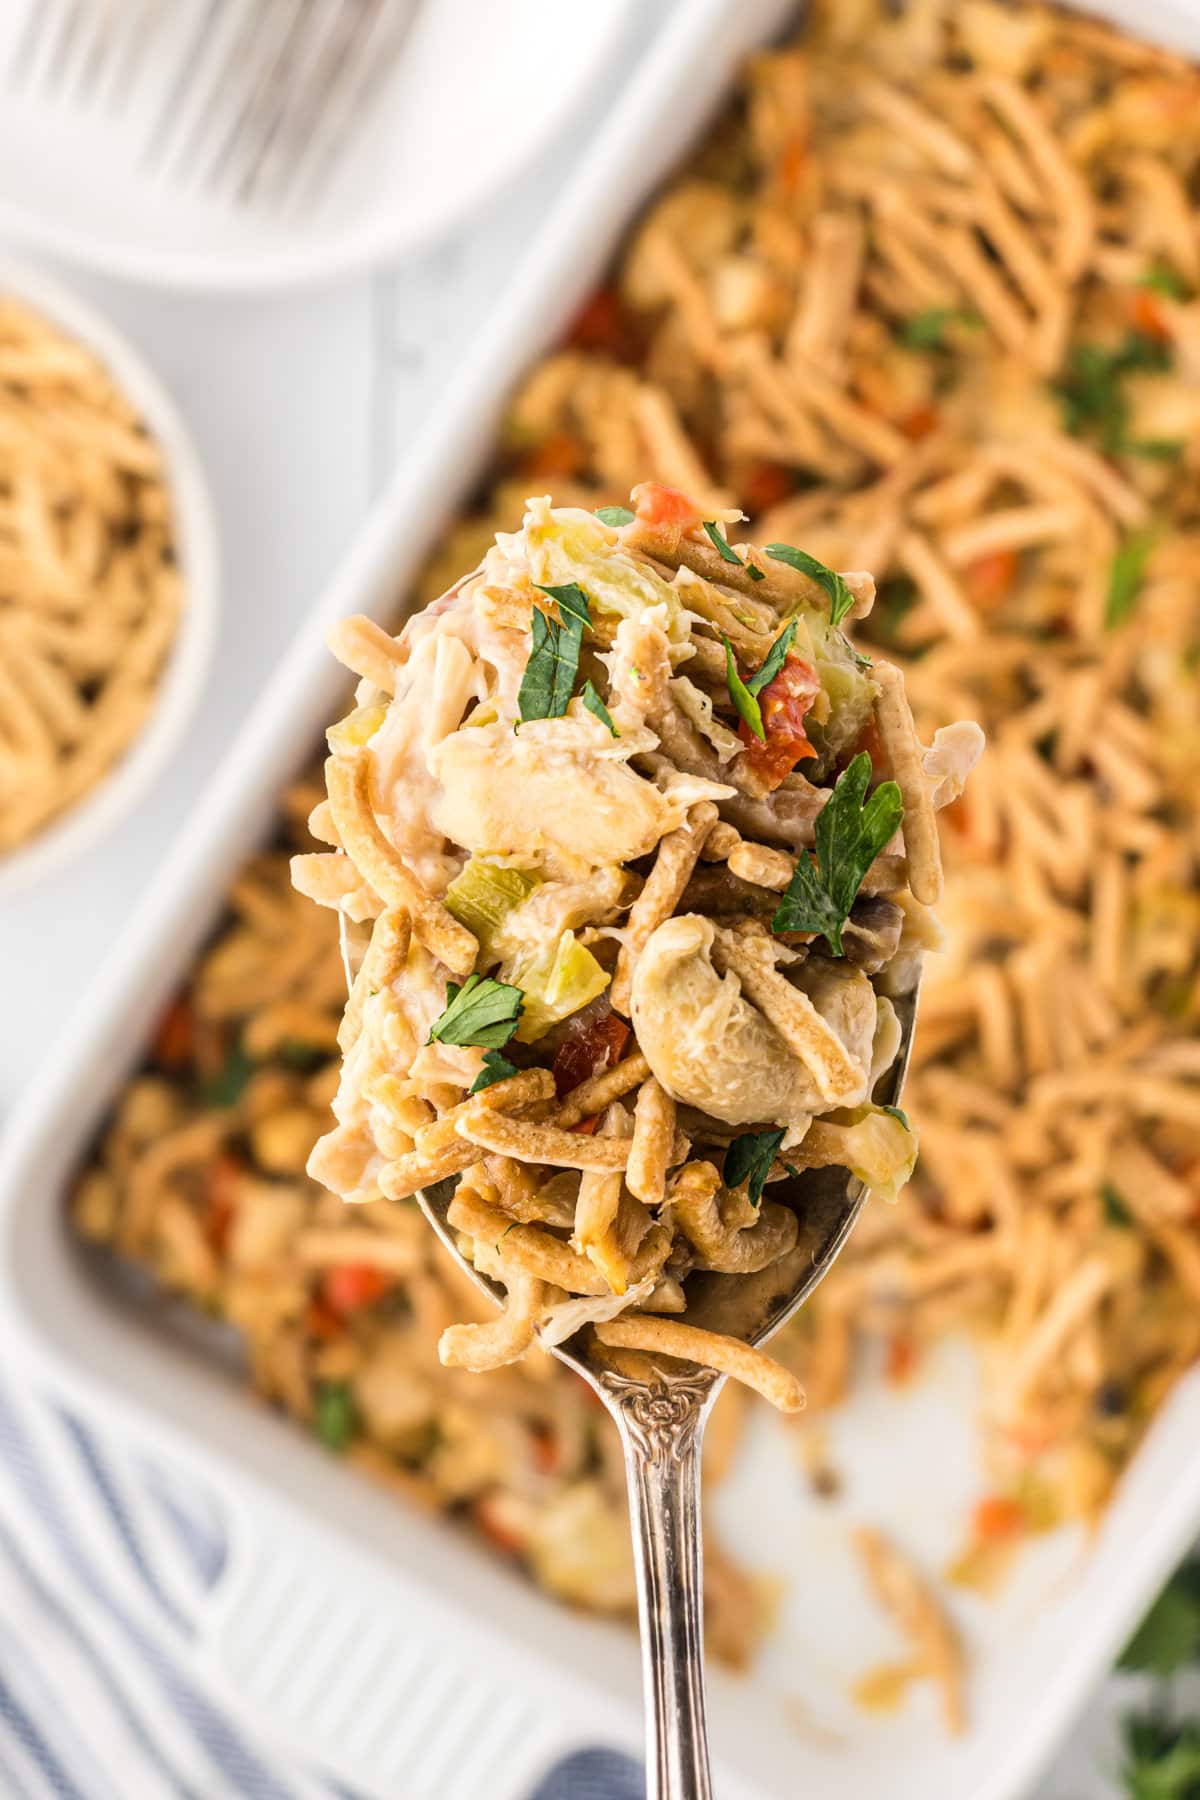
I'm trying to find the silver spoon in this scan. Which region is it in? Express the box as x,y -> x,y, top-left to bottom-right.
339,914 -> 920,1799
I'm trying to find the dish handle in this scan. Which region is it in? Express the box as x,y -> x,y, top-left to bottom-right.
193,1489 -> 584,1800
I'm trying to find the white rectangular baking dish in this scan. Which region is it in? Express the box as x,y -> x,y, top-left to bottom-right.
3,1 -> 1200,1796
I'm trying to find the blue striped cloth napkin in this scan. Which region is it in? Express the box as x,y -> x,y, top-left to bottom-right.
0,1372 -> 642,1799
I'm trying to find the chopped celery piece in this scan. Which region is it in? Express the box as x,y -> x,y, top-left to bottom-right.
326,703 -> 387,752
444,858 -> 541,957
507,930 -> 610,1042
523,502 -> 688,640
810,1104 -> 917,1204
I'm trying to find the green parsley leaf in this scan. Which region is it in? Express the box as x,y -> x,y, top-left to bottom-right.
747,563 -> 765,582
703,520 -> 745,566
277,1037 -> 327,1073
534,580 -> 592,633
1120,1565 -> 1200,1676
1122,1713 -> 1200,1800
724,1128 -> 787,1207
428,975 -> 524,1049
1130,439 -> 1185,462
1106,532 -> 1156,630
723,638 -> 764,741
596,505 -> 635,527
469,1049 -> 521,1095
1102,1182 -> 1133,1227
204,1041 -> 255,1108
746,620 -> 797,697
765,543 -> 855,628
897,307 -> 979,350
1139,263 -> 1190,301
772,753 -> 904,955
314,1382 -> 357,1452
518,585 -> 592,722
582,679 -> 619,737
881,1105 -> 911,1131
1054,332 -> 1172,454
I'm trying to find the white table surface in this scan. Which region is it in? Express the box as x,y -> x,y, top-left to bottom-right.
0,35 -> 1151,1800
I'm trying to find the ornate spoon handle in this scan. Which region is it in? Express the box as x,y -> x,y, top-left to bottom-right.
604,1370 -> 720,1800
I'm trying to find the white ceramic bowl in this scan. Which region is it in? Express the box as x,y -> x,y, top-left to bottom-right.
0,0 -> 634,293
0,260 -> 218,898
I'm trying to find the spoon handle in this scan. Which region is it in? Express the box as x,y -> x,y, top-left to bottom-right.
606,1372 -> 718,1800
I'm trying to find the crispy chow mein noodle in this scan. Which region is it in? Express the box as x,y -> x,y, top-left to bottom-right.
301,489 -> 977,1404
72,799 -> 765,1664
0,297 -> 180,853
72,0 -> 1200,1723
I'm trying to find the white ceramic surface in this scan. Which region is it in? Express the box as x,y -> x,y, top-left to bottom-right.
1,2 -> 1198,1797
0,258 -> 218,897
0,0 -> 633,292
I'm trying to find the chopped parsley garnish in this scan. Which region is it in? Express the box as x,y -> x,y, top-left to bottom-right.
428,975 -> 523,1049
277,1037 -> 327,1073
595,505 -> 635,527
703,519 -> 744,565
722,621 -> 798,741
1102,1181 -> 1133,1227
1121,1564 -> 1200,1676
724,1128 -> 787,1207
204,1041 -> 255,1108
1054,331 -> 1172,454
897,307 -> 979,350
518,583 -> 592,722
772,753 -> 904,955
1130,439 -> 1185,462
722,638 -> 766,741
1105,532 -> 1156,630
1122,1712 -> 1200,1799
1139,262 -> 1190,301
748,620 -> 797,695
469,1049 -> 521,1095
881,1105 -> 911,1131
314,1382 -> 357,1452
582,679 -> 619,737
765,543 -> 855,628
702,519 -> 765,580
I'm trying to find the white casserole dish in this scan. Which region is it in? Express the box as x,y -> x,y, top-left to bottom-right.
2,1 -> 1200,1796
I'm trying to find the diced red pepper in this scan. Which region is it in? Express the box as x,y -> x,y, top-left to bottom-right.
474,1493 -> 526,1556
570,1115 -> 601,1136
552,1010 -> 631,1099
776,132 -> 808,196
971,1495 -> 1025,1542
567,284 -> 633,358
519,429 -> 584,480
741,460 -> 795,516
737,654 -> 820,790
531,1424 -> 560,1476
322,1264 -> 390,1316
884,1333 -> 920,1387
204,1153 -> 243,1256
964,548 -> 1019,610
897,402 -> 940,442
631,480 -> 706,533
306,1299 -> 344,1343
1130,287 -> 1172,344
152,996 -> 194,1071
852,712 -> 887,777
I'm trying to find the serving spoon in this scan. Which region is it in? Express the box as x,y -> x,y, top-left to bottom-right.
340,913 -> 920,1799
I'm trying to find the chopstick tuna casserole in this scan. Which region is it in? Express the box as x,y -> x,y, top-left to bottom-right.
297,489 -> 980,1404
73,0 -> 1200,1712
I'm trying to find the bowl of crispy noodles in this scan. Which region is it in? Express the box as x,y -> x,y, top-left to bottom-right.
0,260 -> 217,896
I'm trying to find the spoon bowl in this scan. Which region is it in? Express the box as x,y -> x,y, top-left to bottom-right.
340,911 -> 921,1799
